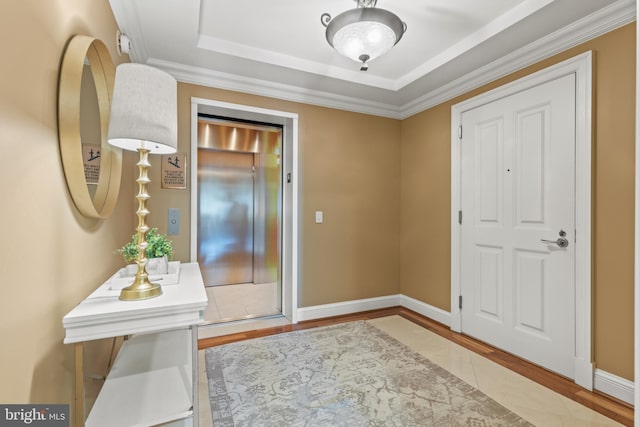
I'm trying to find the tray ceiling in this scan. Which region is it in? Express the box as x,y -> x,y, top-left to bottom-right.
109,0 -> 634,118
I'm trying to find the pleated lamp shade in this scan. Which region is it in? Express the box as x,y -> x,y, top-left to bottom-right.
107,63 -> 177,154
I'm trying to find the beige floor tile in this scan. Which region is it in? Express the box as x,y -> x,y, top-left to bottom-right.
204,282 -> 280,323
203,288 -> 222,321
368,316 -> 621,427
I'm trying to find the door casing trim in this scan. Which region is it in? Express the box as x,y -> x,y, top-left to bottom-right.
450,51 -> 593,389
190,97 -> 299,323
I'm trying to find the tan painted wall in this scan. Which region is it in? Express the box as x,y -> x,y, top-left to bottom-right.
400,24 -> 636,380
0,0 -> 633,409
145,84 -> 402,307
0,0 -> 133,415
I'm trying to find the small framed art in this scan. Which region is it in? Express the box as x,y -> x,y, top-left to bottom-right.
161,153 -> 187,189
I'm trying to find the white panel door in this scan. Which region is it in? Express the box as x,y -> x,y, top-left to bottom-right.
460,73 -> 576,378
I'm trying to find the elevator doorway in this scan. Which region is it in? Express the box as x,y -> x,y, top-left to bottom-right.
196,116 -> 282,323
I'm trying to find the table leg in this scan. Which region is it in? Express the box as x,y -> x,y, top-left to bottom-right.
191,325 -> 199,427
74,343 -> 85,427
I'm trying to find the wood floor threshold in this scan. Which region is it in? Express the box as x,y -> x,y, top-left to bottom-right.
198,306 -> 634,426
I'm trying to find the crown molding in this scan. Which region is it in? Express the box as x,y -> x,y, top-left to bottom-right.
148,0 -> 635,120
401,0 -> 635,118
148,58 -> 405,119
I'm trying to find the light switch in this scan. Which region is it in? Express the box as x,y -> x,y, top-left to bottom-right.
315,211 -> 323,224
168,208 -> 180,235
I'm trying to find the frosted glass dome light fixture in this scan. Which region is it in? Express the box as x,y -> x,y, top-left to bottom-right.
321,0 -> 407,71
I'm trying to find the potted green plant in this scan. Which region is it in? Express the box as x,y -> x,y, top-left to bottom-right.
115,228 -> 174,275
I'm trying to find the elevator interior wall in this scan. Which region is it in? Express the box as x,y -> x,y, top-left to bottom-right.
197,118 -> 282,288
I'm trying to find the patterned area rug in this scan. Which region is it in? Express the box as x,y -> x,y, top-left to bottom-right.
205,321 -> 533,426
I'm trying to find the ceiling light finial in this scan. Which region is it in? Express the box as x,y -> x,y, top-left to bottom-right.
356,0 -> 378,8
359,54 -> 370,71
321,0 -> 406,70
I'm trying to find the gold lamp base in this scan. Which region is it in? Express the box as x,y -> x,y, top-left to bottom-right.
119,276 -> 163,301
119,147 -> 163,301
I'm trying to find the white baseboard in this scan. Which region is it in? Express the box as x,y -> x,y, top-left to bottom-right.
398,294 -> 451,327
594,369 -> 634,405
296,295 -> 402,322
295,294 -> 452,325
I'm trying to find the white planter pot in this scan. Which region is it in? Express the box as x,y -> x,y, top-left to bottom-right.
123,255 -> 169,276
146,255 -> 169,275
124,264 -> 138,276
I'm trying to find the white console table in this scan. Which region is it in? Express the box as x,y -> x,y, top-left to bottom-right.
63,262 -> 208,427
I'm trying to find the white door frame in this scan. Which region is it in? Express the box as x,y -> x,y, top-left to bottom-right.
450,52 -> 593,389
190,97 -> 299,323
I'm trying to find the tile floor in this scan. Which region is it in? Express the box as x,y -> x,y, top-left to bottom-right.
203,282 -> 280,323
197,315 -> 623,426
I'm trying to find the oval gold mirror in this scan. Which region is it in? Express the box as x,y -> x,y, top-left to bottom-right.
58,35 -> 122,219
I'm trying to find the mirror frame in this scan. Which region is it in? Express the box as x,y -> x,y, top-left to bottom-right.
58,35 -> 122,219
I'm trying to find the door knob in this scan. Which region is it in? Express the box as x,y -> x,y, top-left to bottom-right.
541,229 -> 569,248
540,237 -> 569,248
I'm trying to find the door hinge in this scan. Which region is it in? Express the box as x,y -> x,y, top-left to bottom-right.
458,210 -> 462,225
458,125 -> 462,139
459,295 -> 463,310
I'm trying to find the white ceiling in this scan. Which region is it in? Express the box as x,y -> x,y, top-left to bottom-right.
108,0 -> 634,118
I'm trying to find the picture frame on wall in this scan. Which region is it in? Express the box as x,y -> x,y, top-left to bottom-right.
161,153 -> 187,189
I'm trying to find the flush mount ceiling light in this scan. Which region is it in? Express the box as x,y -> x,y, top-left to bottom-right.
321,0 -> 407,71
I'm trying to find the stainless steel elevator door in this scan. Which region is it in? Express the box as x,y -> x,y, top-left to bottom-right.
198,150 -> 254,285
